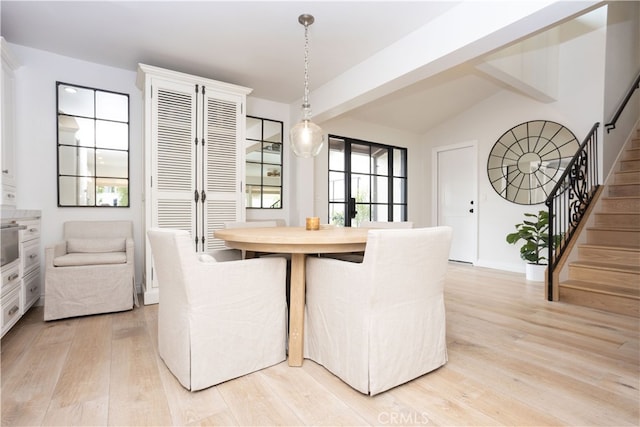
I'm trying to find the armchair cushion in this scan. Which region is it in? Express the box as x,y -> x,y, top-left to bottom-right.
67,237 -> 126,253
53,252 -> 127,267
198,253 -> 217,263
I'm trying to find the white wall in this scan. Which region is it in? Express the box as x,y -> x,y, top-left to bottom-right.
602,1 -> 640,177
421,8 -> 607,273
10,43 -> 145,290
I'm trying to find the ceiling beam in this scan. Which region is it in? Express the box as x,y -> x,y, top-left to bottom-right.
296,0 -> 603,125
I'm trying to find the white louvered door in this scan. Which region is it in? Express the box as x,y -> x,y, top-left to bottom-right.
151,80 -> 197,239
139,64 -> 251,304
148,79 -> 197,292
201,91 -> 244,252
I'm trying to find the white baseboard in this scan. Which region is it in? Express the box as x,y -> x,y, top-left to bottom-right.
474,259 -> 524,274
143,288 -> 159,305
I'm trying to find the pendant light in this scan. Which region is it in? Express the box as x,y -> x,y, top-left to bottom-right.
290,14 -> 324,158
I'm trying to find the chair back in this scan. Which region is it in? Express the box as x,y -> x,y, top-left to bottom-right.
147,228 -> 192,302
64,220 -> 133,239
361,220 -> 413,229
147,228 -> 193,385
362,227 -> 452,306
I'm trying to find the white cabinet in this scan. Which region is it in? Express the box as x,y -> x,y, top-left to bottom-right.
1,260 -> 21,337
1,38 -> 20,207
137,64 -> 252,304
18,218 -> 40,313
0,215 -> 42,337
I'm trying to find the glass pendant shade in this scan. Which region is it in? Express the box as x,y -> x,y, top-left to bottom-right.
290,118 -> 324,158
291,13 -> 323,158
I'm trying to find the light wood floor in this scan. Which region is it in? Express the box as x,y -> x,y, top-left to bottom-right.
1,263 -> 638,426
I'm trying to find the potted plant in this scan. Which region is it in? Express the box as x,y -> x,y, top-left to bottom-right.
506,210 -> 554,281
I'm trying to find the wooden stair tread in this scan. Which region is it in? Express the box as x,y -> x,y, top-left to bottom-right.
587,226 -> 640,232
609,182 -> 640,185
587,224 -> 640,232
586,228 -> 640,237
614,170 -> 640,175
601,195 -> 640,200
579,243 -> 640,253
594,212 -> 640,216
561,279 -> 640,298
592,224 -> 640,231
570,260 -> 640,274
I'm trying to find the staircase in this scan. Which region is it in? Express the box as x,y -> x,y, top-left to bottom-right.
558,129 -> 640,317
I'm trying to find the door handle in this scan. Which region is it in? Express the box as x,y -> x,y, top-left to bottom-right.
348,197 -> 357,219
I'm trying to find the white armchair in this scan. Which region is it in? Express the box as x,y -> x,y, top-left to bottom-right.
147,228 -> 288,391
326,220 -> 414,263
44,220 -> 136,321
304,226 -> 452,395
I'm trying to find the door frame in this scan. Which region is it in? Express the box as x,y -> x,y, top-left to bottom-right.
431,141 -> 478,264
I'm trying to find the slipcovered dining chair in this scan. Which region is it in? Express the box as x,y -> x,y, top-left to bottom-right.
304,226 -> 453,395
325,220 -> 414,263
147,228 -> 287,391
44,220 -> 136,321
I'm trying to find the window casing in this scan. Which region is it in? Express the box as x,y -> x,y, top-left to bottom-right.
56,82 -> 129,207
245,116 -> 283,209
328,135 -> 407,227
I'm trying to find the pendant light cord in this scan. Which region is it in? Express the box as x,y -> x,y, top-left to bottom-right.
302,22 -> 311,117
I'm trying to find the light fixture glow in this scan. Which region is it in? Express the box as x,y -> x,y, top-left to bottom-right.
290,14 -> 324,158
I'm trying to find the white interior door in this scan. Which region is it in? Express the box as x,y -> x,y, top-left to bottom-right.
434,143 -> 477,263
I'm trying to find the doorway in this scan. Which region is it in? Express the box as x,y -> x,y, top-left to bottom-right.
328,135 -> 408,227
433,142 -> 478,263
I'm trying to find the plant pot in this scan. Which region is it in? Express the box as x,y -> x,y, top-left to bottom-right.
526,263 -> 547,282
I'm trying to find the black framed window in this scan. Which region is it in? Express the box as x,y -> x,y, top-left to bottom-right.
245,116 -> 283,208
56,82 -> 129,207
328,135 -> 407,227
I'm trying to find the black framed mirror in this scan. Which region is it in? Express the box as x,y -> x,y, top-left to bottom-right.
487,120 -> 579,205
245,116 -> 283,209
56,82 -> 129,207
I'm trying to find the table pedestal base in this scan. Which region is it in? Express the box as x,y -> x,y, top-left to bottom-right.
288,253 -> 305,366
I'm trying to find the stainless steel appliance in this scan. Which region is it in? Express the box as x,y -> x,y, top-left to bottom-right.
1,221 -> 23,267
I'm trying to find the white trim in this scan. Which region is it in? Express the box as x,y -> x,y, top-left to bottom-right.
1,37 -> 21,71
143,288 -> 159,305
475,258 -> 524,273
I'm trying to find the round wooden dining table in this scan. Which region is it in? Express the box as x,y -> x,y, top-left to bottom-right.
214,226 -> 369,366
